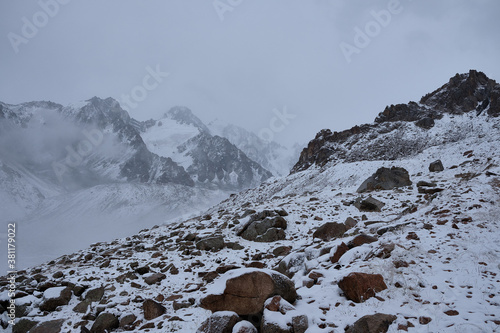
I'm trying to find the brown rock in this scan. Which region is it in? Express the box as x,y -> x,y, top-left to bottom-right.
330,242 -> 350,263
144,273 -> 166,285
346,313 -> 397,333
143,299 -> 166,320
200,270 -> 297,315
338,272 -> 388,303
313,222 -> 347,241
348,234 -> 377,248
419,316 -> 432,325
344,217 -> 358,229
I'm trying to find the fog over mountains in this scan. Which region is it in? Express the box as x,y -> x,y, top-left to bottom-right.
0,98 -> 297,270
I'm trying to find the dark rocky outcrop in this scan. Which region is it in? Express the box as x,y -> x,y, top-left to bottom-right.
357,167 -> 412,193
291,70 -> 500,173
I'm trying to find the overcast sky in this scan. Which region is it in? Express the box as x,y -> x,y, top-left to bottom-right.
1,0 -> 499,146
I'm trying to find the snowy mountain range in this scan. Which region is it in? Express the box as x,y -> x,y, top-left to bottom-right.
1,70 -> 500,333
0,99 -> 295,270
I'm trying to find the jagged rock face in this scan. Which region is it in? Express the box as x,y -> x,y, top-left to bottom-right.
420,70 -> 500,116
179,133 -> 272,189
292,70 -> 500,173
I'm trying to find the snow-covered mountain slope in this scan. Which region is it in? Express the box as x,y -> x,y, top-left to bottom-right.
208,118 -> 300,176
2,71 -> 499,333
141,107 -> 272,190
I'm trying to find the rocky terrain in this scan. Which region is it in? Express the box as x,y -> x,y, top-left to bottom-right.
1,70 -> 500,332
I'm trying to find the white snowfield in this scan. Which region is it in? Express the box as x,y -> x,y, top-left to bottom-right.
2,111 -> 499,332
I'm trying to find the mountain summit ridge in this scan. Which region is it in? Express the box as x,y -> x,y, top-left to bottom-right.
292,70 -> 500,173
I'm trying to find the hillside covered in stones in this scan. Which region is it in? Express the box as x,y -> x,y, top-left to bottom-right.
1,71 -> 500,332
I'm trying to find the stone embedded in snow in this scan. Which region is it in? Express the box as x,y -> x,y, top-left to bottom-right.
344,217 -> 358,229
196,236 -> 225,251
196,311 -> 241,333
429,160 -> 444,172
12,319 -> 38,333
29,319 -> 65,333
200,269 -> 297,315
348,234 -> 378,248
237,210 -> 287,242
90,312 -> 119,333
276,252 -> 306,278
144,272 -> 166,285
331,242 -> 350,263
84,286 -> 105,302
39,286 -> 72,312
260,297 -> 308,333
312,222 -> 347,241
232,320 -> 258,333
357,166 -> 412,193
143,299 -> 166,320
338,272 -> 388,303
345,313 -> 397,333
353,196 -> 385,212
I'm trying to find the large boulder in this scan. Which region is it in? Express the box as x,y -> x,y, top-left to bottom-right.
357,167 -> 412,193
338,272 -> 388,303
196,311 -> 241,333
143,299 -> 166,320
346,313 -> 397,333
39,287 -> 72,312
353,197 -> 385,212
90,313 -> 119,333
313,222 -> 346,241
196,236 -> 225,251
237,210 -> 287,242
200,269 -> 297,315
429,160 -> 444,172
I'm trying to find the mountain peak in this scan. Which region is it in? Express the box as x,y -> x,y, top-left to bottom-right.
165,106 -> 210,133
420,69 -> 500,116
